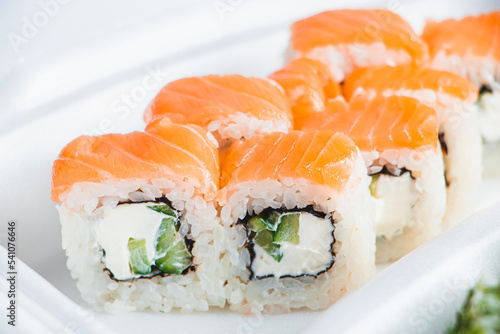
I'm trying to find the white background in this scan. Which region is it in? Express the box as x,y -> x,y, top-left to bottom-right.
1,1 -> 500,333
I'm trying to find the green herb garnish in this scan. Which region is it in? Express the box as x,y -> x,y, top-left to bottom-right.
448,280 -> 500,334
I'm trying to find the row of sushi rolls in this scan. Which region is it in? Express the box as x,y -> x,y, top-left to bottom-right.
51,9 -> 500,315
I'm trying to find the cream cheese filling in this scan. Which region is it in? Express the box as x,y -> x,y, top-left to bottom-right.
251,211 -> 334,278
96,202 -> 167,280
371,173 -> 418,240
478,88 -> 500,143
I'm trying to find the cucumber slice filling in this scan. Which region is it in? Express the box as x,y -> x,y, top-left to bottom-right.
128,238 -> 151,275
154,217 -> 191,275
274,213 -> 300,245
253,230 -> 283,263
369,174 -> 380,197
125,204 -> 192,277
247,210 -> 301,263
148,204 -> 178,218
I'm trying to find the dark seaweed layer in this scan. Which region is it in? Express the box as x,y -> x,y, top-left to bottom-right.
102,197 -> 195,282
479,84 -> 493,96
237,206 -> 336,280
368,165 -> 413,178
439,132 -> 448,155
438,133 -> 451,187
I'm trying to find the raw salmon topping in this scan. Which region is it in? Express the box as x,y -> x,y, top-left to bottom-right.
144,74 -> 292,128
343,64 -> 478,102
291,9 -> 428,63
221,130 -> 358,193
51,119 -> 219,202
422,12 -> 500,61
270,58 -> 346,128
298,95 -> 439,152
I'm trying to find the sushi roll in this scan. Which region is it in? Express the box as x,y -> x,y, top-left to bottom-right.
343,64 -> 481,228
299,95 -> 446,263
422,12 -> 500,170
269,57 -> 346,129
51,119 -> 226,313
218,130 -> 375,314
288,9 -> 429,81
144,74 -> 293,148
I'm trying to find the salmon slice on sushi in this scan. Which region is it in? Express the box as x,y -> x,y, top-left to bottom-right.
344,64 -> 480,228
422,12 -> 500,170
51,119 -> 226,313
144,74 -> 293,148
299,95 -> 446,263
288,9 -> 429,81
269,57 -> 346,129
218,130 -> 375,314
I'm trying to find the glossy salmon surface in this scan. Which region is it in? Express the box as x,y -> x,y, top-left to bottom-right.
269,57 -> 346,128
51,119 -> 219,202
291,9 -> 428,63
298,95 -> 439,152
221,130 -> 358,193
144,74 -> 292,130
343,64 -> 478,102
422,12 -> 500,61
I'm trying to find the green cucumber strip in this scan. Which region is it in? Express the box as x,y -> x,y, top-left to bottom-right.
274,213 -> 300,245
254,230 -> 283,263
155,241 -> 192,274
155,217 -> 179,255
128,238 -> 151,275
262,210 -> 281,231
154,217 -> 192,274
247,216 -> 268,232
369,174 -> 380,197
148,204 -> 178,218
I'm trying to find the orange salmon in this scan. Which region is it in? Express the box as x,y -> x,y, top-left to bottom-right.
52,119 -> 219,202
290,9 -> 429,80
298,95 -> 439,152
343,64 -> 478,103
144,75 -> 293,142
422,12 -> 500,63
269,57 -> 346,129
221,130 -> 358,193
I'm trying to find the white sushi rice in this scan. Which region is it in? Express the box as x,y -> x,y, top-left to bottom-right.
58,178 -> 227,314
429,52 -> 500,88
218,152 -> 376,314
439,102 -> 483,228
207,112 -> 290,148
478,88 -> 500,143
363,146 -> 447,263
288,43 -> 413,81
430,53 -> 500,173
479,88 -> 500,177
358,87 -> 483,229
